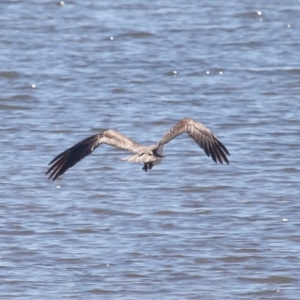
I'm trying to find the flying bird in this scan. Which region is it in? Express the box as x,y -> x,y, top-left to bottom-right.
46,118 -> 230,181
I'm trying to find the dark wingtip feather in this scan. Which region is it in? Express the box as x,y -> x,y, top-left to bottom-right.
203,140 -> 210,157
48,148 -> 69,165
217,139 -> 230,156
208,143 -> 217,163
46,134 -> 101,181
209,141 -> 223,164
215,139 -> 230,164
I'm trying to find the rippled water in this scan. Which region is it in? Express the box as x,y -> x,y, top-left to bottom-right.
1,1 -> 299,299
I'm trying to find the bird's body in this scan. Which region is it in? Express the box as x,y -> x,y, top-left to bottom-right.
46,118 -> 230,181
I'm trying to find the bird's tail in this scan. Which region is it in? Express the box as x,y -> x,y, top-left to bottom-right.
121,145 -> 164,164
121,153 -> 154,163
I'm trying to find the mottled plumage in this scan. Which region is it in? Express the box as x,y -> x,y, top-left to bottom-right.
46,118 -> 230,181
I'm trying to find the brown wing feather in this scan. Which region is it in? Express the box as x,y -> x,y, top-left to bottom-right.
46,129 -> 143,181
157,118 -> 230,164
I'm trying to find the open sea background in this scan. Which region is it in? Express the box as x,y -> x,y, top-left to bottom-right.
0,0 -> 299,299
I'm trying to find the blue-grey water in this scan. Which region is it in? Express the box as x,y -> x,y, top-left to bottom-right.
1,1 -> 299,299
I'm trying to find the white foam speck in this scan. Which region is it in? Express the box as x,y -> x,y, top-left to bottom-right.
173,70 -> 177,75
60,1 -> 65,5
257,10 -> 262,16
287,24 -> 291,28
206,71 -> 210,74
282,218 -> 288,222
31,84 -> 36,88
219,71 -> 223,75
56,185 -> 61,189
110,36 -> 114,40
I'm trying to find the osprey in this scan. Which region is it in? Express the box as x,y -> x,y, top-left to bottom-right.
46,118 -> 230,181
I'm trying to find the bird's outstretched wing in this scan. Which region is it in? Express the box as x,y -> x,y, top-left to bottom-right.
46,129 -> 143,181
156,118 -> 230,164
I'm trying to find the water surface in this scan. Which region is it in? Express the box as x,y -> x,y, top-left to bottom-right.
0,1 -> 299,299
